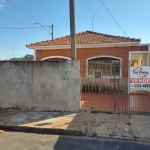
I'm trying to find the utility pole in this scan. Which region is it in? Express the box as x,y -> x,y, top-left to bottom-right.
51,24 -> 54,40
35,22 -> 54,40
69,0 -> 76,60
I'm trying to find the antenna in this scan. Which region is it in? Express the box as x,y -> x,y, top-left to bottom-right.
92,15 -> 94,31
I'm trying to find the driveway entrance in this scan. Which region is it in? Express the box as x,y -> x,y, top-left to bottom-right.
80,63 -> 150,113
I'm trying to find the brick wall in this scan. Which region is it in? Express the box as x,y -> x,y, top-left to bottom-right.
36,46 -> 148,77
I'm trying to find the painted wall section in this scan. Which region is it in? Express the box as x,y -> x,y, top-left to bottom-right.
35,46 -> 148,77
0,61 -> 80,111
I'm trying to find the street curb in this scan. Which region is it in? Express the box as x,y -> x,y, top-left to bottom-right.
0,125 -> 84,136
1,124 -> 150,143
96,135 -> 150,143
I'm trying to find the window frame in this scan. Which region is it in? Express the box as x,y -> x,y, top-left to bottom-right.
86,55 -> 123,78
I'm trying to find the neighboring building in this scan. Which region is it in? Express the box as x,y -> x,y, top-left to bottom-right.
26,31 -> 150,77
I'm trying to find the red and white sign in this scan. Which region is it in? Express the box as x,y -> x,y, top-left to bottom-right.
130,66 -> 150,90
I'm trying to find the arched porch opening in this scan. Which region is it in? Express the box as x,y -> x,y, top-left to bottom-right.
41,56 -> 71,61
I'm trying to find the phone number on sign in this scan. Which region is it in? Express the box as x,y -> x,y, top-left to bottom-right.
132,84 -> 150,88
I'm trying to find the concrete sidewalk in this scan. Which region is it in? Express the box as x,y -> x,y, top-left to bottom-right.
0,110 -> 150,142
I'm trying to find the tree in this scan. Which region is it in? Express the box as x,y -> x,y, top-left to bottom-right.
6,54 -> 34,61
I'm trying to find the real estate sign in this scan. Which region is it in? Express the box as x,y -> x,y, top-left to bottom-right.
130,66 -> 150,90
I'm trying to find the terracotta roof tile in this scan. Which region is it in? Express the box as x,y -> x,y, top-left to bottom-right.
26,31 -> 141,47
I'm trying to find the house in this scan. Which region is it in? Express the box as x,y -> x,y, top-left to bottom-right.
26,31 -> 150,78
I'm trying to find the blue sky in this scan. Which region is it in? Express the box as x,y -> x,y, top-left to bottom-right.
0,0 -> 150,60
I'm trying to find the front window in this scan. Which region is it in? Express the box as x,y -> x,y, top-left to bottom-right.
88,57 -> 121,77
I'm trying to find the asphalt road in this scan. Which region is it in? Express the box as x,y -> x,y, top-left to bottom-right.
0,132 -> 150,150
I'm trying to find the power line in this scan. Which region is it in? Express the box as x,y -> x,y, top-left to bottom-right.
34,22 -> 52,37
99,0 -> 129,37
0,44 -> 30,52
0,11 -> 29,27
82,0 -> 118,34
3,0 -> 62,38
0,26 -> 49,29
54,29 -> 63,37
96,0 -> 113,18
3,0 -> 46,26
0,11 -> 50,36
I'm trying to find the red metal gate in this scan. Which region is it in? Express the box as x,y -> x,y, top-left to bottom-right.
80,63 -> 150,113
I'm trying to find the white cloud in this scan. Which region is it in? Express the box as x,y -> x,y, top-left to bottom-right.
0,4 -> 4,9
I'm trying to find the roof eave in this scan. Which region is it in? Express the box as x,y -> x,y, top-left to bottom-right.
26,42 -> 141,50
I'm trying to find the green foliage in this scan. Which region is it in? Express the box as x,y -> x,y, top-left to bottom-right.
126,122 -> 131,126
108,133 -> 115,138
91,110 -> 98,113
84,122 -> 88,126
5,54 -> 34,61
106,112 -> 114,114
133,135 -> 138,141
92,132 -> 97,137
